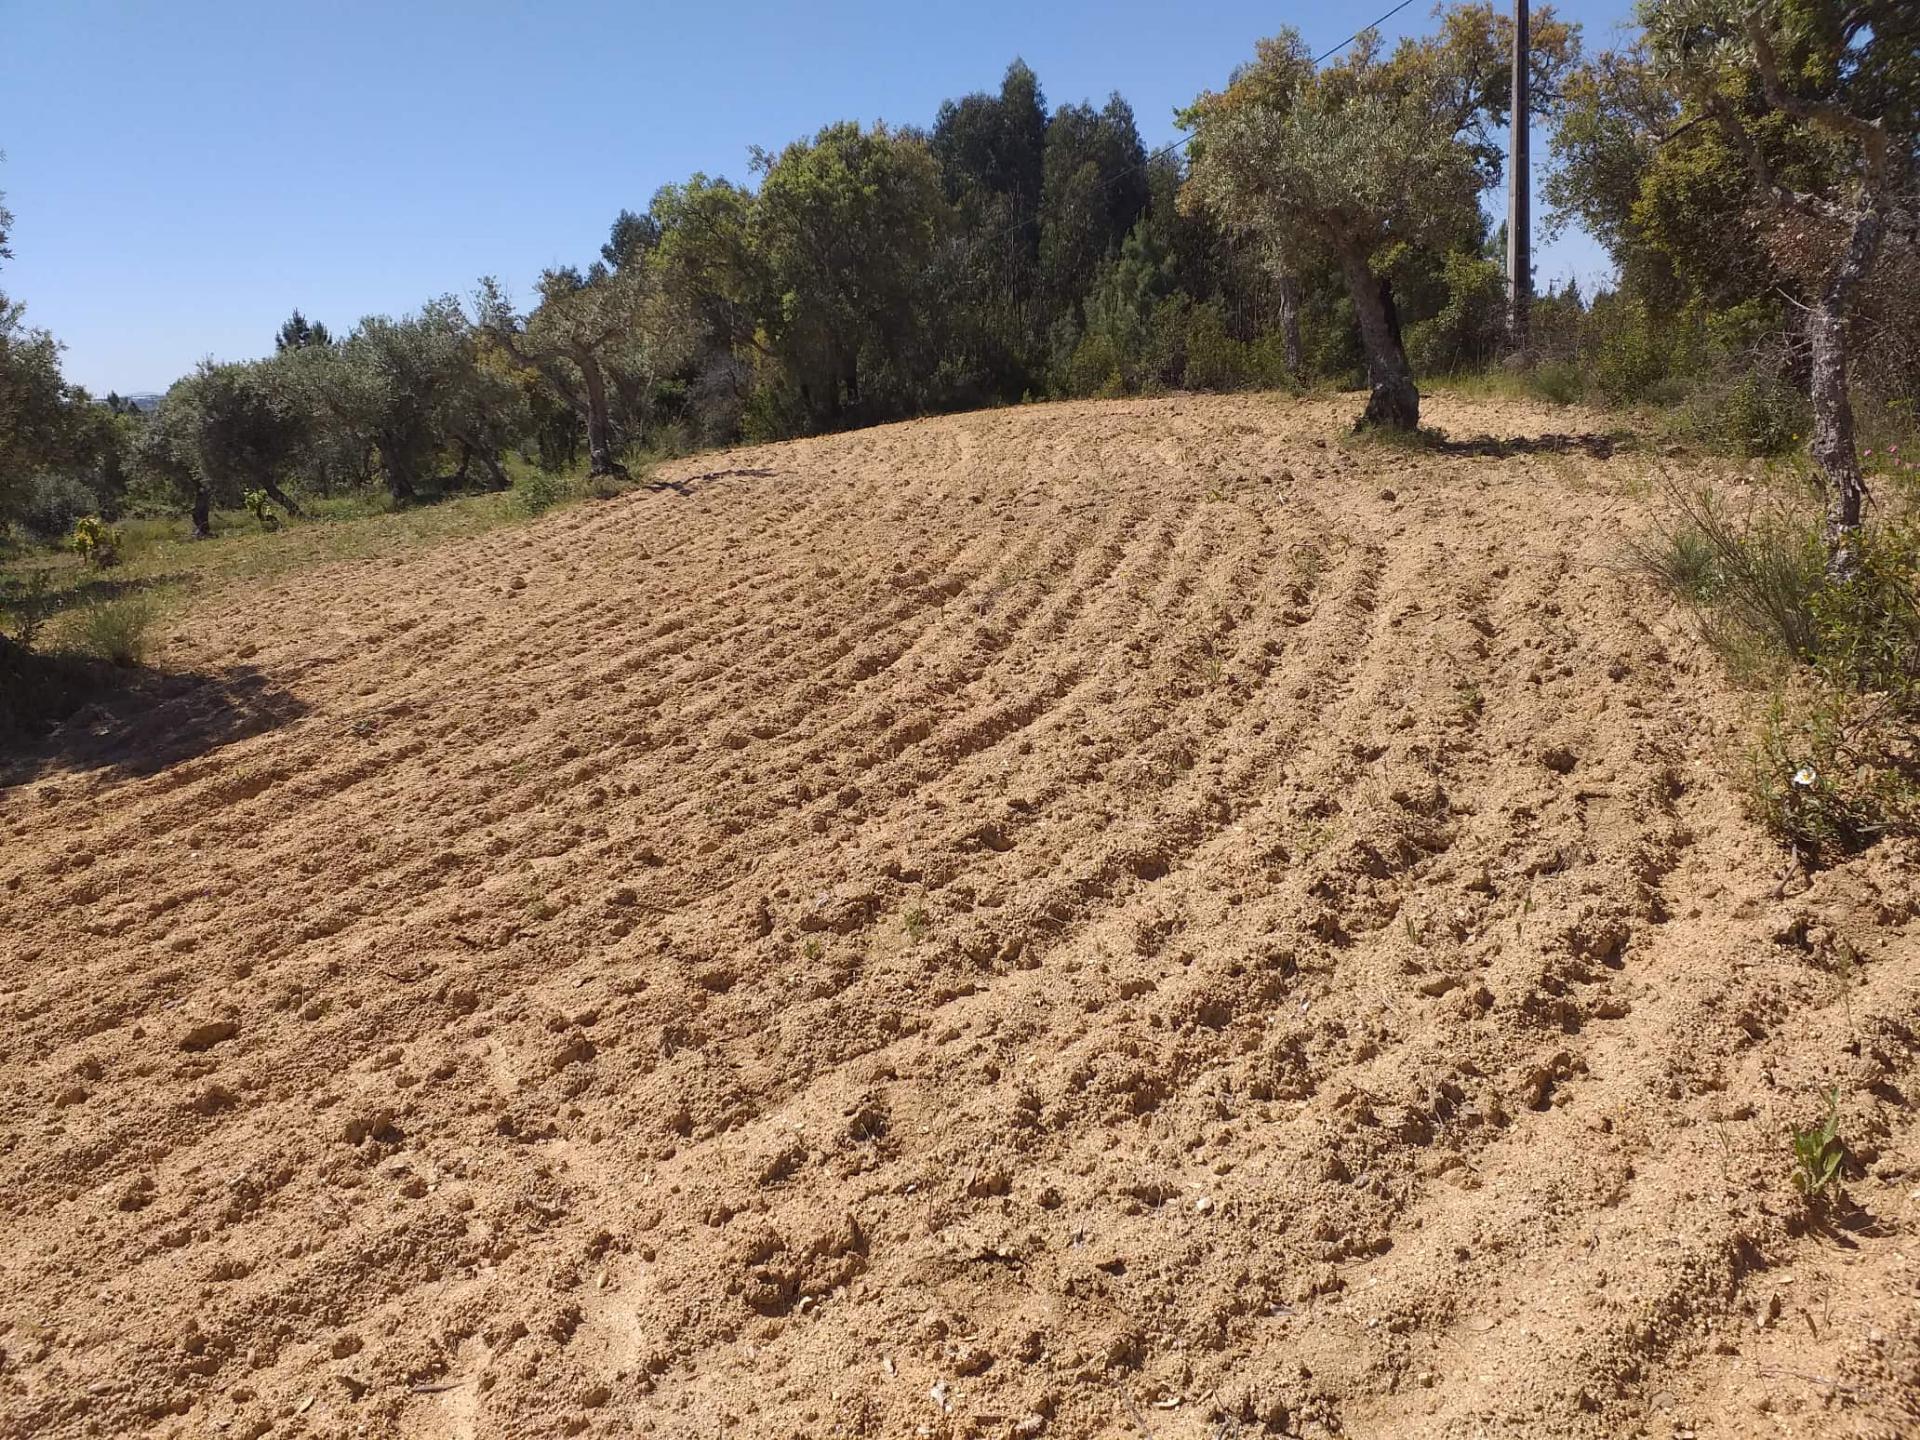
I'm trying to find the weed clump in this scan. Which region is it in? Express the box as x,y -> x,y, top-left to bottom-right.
1789,1088 -> 1846,1207
1639,480 -> 1919,861
514,472 -> 565,516
243,489 -> 281,530
73,595 -> 159,667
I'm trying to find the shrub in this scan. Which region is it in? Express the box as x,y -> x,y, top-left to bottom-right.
1747,682 -> 1919,861
1407,251 -> 1506,375
18,473 -> 104,542
1063,332 -> 1125,399
243,489 -> 281,530
513,472 -> 565,516
1634,483 -> 1827,662
67,515 -> 123,568
1588,297 -> 1671,404
73,595 -> 159,667
1524,362 -> 1583,406
1643,480 -> 1920,860
1182,301 -> 1247,393
1,570 -> 55,651
1688,371 -> 1807,458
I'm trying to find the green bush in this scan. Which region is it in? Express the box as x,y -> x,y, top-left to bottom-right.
73,595 -> 159,667
1524,362 -> 1583,406
68,515 -> 123,568
1716,373 -> 1806,458
1182,301 -> 1244,392
1407,251 -> 1506,375
1589,297 -> 1672,404
1635,484 -> 1827,662
18,473 -> 105,542
1,570 -> 55,651
1644,482 -> 1920,860
513,472 -> 565,516
1063,332 -> 1125,399
1747,682 -> 1919,862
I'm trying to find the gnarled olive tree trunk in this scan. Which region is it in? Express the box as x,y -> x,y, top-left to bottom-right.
376,434 -> 418,505
251,470 -> 303,519
1340,248 -> 1419,430
190,479 -> 212,538
1806,206 -> 1884,576
1274,270 -> 1306,382
570,344 -> 628,479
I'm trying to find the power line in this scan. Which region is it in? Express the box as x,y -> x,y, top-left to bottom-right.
1313,0 -> 1418,66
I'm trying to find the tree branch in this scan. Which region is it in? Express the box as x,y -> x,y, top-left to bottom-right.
1744,11 -> 1889,195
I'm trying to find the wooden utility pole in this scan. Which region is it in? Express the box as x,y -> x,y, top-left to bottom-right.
1507,0 -> 1531,352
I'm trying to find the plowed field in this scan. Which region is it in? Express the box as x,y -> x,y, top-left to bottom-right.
4,393 -> 1918,1440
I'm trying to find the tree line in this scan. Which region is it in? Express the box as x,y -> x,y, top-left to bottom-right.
2,1 -> 1914,568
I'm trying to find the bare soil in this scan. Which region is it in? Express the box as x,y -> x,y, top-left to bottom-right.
4,393 -> 1918,1440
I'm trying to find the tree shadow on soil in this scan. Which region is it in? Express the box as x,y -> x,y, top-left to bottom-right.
642,467 -> 779,497
1421,429 -> 1637,459
1,650 -> 307,789
2,568 -> 193,619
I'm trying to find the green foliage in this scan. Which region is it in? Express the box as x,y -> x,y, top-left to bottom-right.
2,568 -> 54,650
243,489 -> 280,529
1637,482 -> 1827,660
1407,250 -> 1507,374
513,471 -> 565,516
18,472 -> 103,541
1707,372 -> 1806,458
67,514 -> 121,568
0,289 -> 96,533
1585,294 -> 1674,404
753,121 -> 948,429
72,594 -> 157,666
1789,1088 -> 1846,1203
274,309 -> 333,352
1748,681 -> 1920,859
1526,362 -> 1584,405
1644,480 -> 1920,858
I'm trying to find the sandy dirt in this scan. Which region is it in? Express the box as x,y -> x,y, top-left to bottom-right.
3,393 -> 1918,1440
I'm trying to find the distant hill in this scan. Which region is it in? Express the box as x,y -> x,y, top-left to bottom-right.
91,392 -> 163,413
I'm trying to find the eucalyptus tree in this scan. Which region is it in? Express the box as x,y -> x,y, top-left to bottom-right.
1037,96 -> 1150,325
930,61 -> 1052,398
751,121 -> 948,428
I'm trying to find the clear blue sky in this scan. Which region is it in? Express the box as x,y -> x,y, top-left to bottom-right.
0,0 -> 1640,395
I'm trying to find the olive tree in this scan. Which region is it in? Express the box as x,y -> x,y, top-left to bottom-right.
1185,6 -> 1577,430
147,360 -> 309,533
1642,0 -> 1919,570
476,261 -> 689,478
294,297 -> 501,502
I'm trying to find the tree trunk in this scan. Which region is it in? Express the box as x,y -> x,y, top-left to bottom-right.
1275,270 -> 1305,382
378,437 -> 418,505
573,347 -> 628,479
1341,249 -> 1419,431
464,436 -> 510,491
257,475 -> 303,518
1807,205 -> 1883,576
